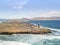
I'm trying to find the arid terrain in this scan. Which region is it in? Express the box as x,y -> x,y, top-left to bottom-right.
0,21 -> 51,35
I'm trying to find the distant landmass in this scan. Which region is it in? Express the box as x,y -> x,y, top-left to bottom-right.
31,17 -> 60,20
8,18 -> 30,22
10,17 -> 60,21
0,17 -> 60,22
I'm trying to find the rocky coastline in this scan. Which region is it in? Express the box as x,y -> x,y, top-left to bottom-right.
0,21 -> 51,35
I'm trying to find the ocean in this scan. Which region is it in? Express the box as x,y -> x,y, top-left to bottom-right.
0,20 -> 60,45
27,20 -> 60,29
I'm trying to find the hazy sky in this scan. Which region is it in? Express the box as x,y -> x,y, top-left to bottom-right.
0,0 -> 60,19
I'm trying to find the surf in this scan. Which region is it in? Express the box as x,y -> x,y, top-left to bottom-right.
0,40 -> 31,45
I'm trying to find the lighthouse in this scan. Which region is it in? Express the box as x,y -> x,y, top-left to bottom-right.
37,22 -> 40,29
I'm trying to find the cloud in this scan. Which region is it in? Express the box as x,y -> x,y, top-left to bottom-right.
10,0 -> 29,9
31,11 -> 60,17
0,0 -> 29,9
40,11 -> 60,17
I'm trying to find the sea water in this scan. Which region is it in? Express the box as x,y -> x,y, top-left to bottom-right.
0,34 -> 60,45
0,20 -> 60,45
27,20 -> 60,29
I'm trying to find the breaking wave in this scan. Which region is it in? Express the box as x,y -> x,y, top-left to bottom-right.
0,34 -> 60,45
0,40 -> 31,45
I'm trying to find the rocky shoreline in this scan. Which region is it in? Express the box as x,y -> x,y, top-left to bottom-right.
0,29 -> 51,35
0,21 -> 51,35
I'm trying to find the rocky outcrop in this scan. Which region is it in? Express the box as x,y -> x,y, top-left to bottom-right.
0,22 -> 51,35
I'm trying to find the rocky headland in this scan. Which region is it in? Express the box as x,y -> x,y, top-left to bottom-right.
0,21 -> 51,35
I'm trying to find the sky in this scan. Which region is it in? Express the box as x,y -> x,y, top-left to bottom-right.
0,0 -> 60,19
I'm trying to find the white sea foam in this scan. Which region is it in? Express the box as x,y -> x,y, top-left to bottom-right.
0,40 -> 31,45
39,25 -> 60,31
0,34 -> 60,45
36,35 -> 60,40
45,36 -> 60,40
49,28 -> 60,31
27,34 -> 60,40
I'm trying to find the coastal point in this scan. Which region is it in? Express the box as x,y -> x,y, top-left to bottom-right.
0,21 -> 51,35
